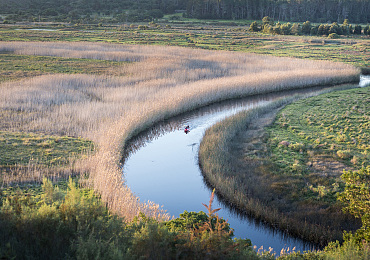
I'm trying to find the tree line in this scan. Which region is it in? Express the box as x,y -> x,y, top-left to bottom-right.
185,0 -> 370,24
250,17 -> 370,37
1,0 -> 369,24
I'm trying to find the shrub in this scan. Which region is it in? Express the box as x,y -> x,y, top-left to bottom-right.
301,21 -> 312,35
280,23 -> 292,35
354,25 -> 362,35
364,25 -> 370,36
328,33 -> 339,39
338,167 -> 370,243
249,21 -> 259,32
138,25 -> 148,30
337,149 -> 352,159
289,142 -> 305,152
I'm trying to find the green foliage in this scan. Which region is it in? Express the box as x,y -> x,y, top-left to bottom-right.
338,167 -> 370,242
280,23 -> 292,35
138,25 -> 148,30
130,218 -> 178,259
165,210 -> 210,231
322,233 -> 370,260
364,25 -> 370,36
262,16 -> 274,26
0,178 -> 119,259
301,21 -> 311,35
354,25 -> 362,35
328,33 -> 339,39
1,0 -> 370,23
0,180 -> 257,259
249,21 -> 259,32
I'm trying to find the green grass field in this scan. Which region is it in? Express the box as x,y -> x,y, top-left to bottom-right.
0,131 -> 93,167
0,23 -> 368,68
267,87 -> 369,204
0,53 -> 126,82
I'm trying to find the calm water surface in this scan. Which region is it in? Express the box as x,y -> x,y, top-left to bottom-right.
123,77 -> 369,254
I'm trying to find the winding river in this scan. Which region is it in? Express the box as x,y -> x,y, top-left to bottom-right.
123,76 -> 369,254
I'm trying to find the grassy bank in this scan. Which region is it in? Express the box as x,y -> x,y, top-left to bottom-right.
198,85 -> 369,246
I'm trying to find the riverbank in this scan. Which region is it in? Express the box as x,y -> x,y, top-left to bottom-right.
198,84 -> 367,246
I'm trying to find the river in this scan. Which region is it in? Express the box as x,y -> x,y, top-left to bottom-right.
123,76 -> 369,254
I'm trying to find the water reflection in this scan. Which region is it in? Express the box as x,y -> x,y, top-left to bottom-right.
122,85 -> 334,163
122,82 -> 363,254
359,75 -> 370,88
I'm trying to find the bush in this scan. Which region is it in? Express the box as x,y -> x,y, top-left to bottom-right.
0,182 -> 257,259
138,25 -> 148,30
301,21 -> 311,35
328,33 -> 339,39
338,167 -> 370,243
354,25 -> 362,34
337,149 -> 352,159
249,21 -> 259,32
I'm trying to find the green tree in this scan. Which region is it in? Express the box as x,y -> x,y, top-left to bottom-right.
301,21 -> 311,35
341,24 -> 350,35
262,16 -> 274,26
273,22 -> 281,34
310,25 -> 319,35
317,24 -> 329,35
364,25 -> 370,35
263,24 -> 273,34
354,24 -> 362,34
338,167 -> 370,242
249,21 -> 259,32
290,23 -> 301,35
329,22 -> 341,35
280,23 -> 292,35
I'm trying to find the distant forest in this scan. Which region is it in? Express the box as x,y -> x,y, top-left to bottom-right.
1,0 -> 369,23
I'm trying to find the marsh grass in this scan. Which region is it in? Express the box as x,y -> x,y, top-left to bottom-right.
0,41 -> 360,221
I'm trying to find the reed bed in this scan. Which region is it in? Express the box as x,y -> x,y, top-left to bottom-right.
0,41 -> 360,221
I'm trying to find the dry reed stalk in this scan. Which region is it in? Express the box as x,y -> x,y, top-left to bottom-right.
0,41 -> 360,221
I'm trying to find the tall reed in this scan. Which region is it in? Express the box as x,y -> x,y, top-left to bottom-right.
0,41 -> 360,221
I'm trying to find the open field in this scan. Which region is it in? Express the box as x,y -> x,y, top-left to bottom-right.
198,86 -> 369,245
0,41 -> 360,223
0,23 -> 369,68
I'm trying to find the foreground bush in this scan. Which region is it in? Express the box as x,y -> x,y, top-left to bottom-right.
0,180 -> 259,259
2,178 -> 370,259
